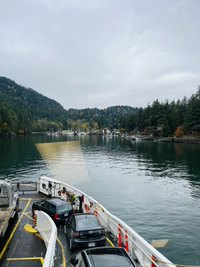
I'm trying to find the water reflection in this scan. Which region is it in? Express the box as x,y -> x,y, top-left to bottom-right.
0,136 -> 46,181
36,141 -> 89,185
130,141 -> 200,198
1,135 -> 200,264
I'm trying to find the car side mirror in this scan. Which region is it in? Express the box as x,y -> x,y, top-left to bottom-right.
70,256 -> 78,265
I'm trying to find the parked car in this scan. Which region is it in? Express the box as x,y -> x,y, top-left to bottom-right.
32,197 -> 73,225
69,246 -> 138,267
66,213 -> 106,251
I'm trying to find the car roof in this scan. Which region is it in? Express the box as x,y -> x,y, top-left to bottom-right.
46,198 -> 70,206
82,247 -> 136,267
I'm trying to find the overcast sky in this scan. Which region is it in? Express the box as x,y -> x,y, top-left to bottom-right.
0,0 -> 200,109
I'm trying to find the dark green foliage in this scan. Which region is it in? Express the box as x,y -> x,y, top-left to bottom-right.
0,77 -> 67,135
0,76 -> 200,137
66,106 -> 138,131
130,90 -> 200,137
187,88 -> 200,133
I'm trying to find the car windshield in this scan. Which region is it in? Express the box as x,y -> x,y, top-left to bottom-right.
57,204 -> 71,213
76,215 -> 100,230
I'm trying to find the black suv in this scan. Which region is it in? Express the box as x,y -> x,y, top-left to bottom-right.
32,198 -> 73,225
69,247 -> 137,267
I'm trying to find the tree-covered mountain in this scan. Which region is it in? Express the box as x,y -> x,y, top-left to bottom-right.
65,89 -> 200,137
0,77 -> 137,135
66,106 -> 138,131
0,77 -> 67,134
0,76 -> 200,138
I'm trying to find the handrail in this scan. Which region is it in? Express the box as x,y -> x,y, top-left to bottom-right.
38,176 -> 175,267
35,210 -> 57,267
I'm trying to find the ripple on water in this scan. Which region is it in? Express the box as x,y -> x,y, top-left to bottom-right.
1,136 -> 200,265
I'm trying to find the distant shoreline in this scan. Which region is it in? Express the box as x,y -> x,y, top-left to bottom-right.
0,132 -> 200,145
153,136 -> 200,145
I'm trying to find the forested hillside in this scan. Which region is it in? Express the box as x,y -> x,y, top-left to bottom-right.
66,106 -> 138,132
0,76 -> 200,137
0,77 -> 138,135
65,89 -> 200,138
0,77 -> 67,134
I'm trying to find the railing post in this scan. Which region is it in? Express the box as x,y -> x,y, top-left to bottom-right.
125,229 -> 129,252
118,224 -> 122,247
151,255 -> 157,267
33,210 -> 37,227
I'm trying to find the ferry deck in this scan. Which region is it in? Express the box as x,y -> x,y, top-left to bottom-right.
0,177 -> 174,267
0,184 -> 117,267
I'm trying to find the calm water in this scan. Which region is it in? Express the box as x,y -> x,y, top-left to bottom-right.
0,135 -> 200,265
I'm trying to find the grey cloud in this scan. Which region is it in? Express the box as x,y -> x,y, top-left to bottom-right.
0,0 -> 200,109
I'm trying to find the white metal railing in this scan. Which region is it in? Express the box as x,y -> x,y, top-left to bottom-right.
39,176 -> 175,267
35,210 -> 57,267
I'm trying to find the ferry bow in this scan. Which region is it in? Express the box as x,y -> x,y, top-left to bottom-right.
37,176 -> 175,267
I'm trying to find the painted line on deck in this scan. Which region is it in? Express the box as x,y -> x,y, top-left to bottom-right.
7,238 -> 19,263
19,198 -> 32,201
106,237 -> 115,247
19,197 -> 44,201
0,198 -> 32,261
56,237 -> 66,267
6,257 -> 44,264
23,212 -> 33,221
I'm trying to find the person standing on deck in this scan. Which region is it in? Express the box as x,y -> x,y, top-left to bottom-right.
48,181 -> 52,197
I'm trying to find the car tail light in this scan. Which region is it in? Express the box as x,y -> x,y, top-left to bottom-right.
54,214 -> 59,220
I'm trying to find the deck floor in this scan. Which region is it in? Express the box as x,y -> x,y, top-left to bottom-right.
1,193 -> 47,267
0,191 -> 116,267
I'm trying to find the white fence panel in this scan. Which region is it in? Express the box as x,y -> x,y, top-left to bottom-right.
36,210 -> 57,267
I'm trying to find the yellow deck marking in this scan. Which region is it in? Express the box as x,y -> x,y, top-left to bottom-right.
19,198 -> 32,201
19,197 -> 45,201
56,237 -> 66,267
7,257 -> 44,264
24,223 -> 38,234
25,211 -> 32,214
30,234 -> 66,267
106,237 -> 115,247
0,198 -> 31,260
7,238 -> 19,264
23,212 -> 33,221
1,196 -> 112,267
